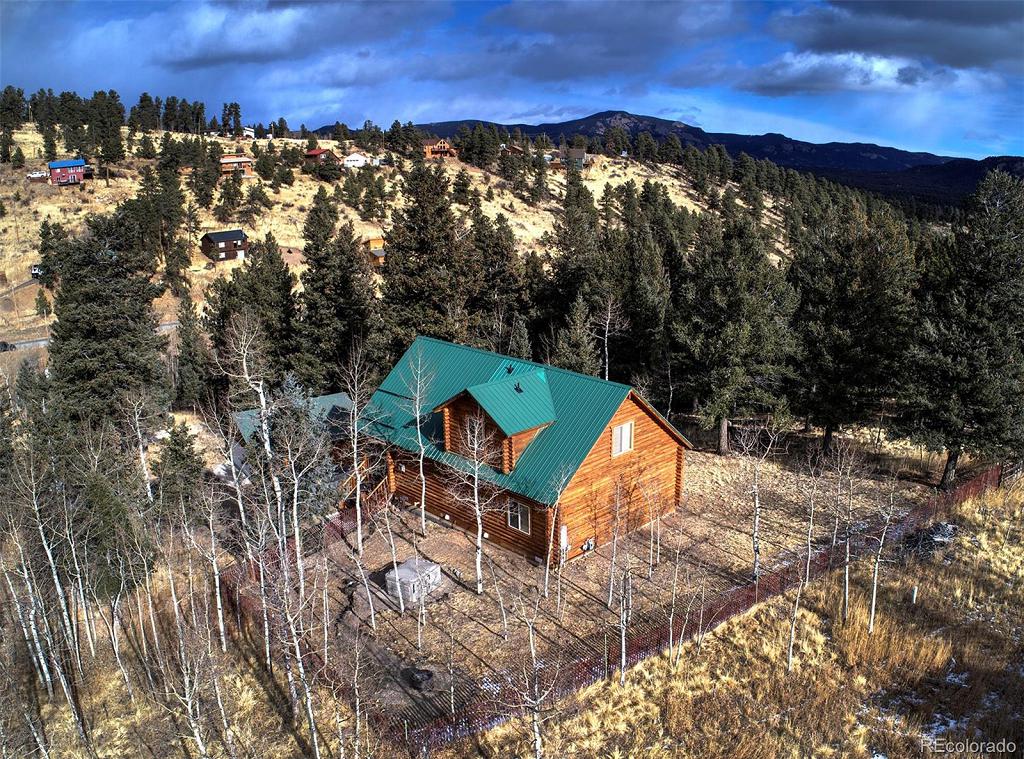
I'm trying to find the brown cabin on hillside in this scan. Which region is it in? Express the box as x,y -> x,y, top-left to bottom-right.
220,154 -> 254,177
305,148 -> 340,165
363,236 -> 386,269
201,229 -> 249,261
422,137 -> 457,160
363,338 -> 690,564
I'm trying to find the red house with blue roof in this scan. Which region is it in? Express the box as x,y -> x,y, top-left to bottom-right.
364,337 -> 691,564
48,158 -> 86,185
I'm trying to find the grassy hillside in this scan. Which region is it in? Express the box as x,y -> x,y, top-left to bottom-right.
468,483 -> 1024,758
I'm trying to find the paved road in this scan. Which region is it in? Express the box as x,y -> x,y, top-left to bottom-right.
8,320 -> 179,351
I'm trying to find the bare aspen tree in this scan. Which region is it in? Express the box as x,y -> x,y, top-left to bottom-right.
503,587 -> 562,759
123,391 -> 156,504
375,494 -> 406,614
607,479 -> 625,609
593,293 -> 627,381
736,419 -> 785,592
443,411 -> 502,594
341,342 -> 381,557
400,345 -> 435,536
542,467 -> 573,599
868,477 -> 899,635
487,556 -> 509,641
616,563 -> 633,687
787,459 -> 819,672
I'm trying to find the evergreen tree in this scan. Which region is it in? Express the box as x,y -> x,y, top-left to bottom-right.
204,233 -> 298,383
298,221 -> 377,390
787,200 -> 917,449
34,289 -> 51,318
214,173 -> 243,222
381,161 -> 481,357
552,295 -> 599,376
48,214 -> 165,422
173,294 -> 210,409
154,422 -> 204,515
895,171 -> 1024,487
676,213 -> 796,452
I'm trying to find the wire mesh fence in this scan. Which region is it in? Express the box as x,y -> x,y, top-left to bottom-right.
221,463 -> 1004,754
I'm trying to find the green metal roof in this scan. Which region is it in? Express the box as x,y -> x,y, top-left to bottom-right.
233,391 -> 352,442
463,369 -> 555,436
362,337 -> 686,504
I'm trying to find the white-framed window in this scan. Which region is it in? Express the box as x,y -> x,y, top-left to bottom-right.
218,241 -> 226,248
507,499 -> 531,534
612,420 -> 634,456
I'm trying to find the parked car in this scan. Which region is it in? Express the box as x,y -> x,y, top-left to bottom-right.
0,341 -> 16,352
30,263 -> 44,278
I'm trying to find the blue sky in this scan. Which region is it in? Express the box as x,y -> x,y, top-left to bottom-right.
2,0 -> 1022,158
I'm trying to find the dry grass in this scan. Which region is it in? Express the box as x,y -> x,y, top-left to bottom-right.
466,483 -> 1024,758
0,125 -> 763,346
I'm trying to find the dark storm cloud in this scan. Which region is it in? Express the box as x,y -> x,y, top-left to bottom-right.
158,1 -> 443,72
775,1 -> 1024,72
483,0 -> 738,80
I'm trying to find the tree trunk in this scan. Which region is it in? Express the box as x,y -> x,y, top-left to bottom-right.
822,423 -> 835,454
717,417 -> 730,455
939,447 -> 961,491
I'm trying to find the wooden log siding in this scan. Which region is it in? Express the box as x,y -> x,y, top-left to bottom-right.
555,394 -> 684,562
389,451 -> 552,562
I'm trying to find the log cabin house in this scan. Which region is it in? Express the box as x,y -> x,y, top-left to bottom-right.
421,138 -> 457,160
363,337 -> 690,564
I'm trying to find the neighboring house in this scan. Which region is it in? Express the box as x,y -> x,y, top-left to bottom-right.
48,158 -> 86,185
220,154 -> 254,177
363,337 -> 690,564
561,148 -> 589,171
201,229 -> 249,261
344,152 -> 371,169
243,127 -> 256,139
422,138 -> 457,160
500,143 -> 527,157
229,392 -> 353,477
306,148 -> 340,165
363,236 -> 386,269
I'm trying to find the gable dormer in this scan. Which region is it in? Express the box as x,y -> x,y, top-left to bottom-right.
435,366 -> 555,474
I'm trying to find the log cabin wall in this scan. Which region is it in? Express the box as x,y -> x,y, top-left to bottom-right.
443,395 -> 509,470
388,451 -> 552,563
556,394 -> 684,562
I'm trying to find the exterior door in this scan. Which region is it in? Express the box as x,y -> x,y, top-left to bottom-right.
559,524 -> 569,564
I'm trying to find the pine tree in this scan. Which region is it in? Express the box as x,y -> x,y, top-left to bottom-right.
895,171 -> 1024,488
787,199 -> 917,449
174,295 -> 210,409
155,422 -> 204,515
380,161 -> 481,357
298,222 -> 377,390
34,289 -> 51,318
48,214 -> 166,422
676,212 -> 796,452
552,295 -> 599,376
204,233 -> 298,383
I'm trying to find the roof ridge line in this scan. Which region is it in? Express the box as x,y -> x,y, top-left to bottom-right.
414,336 -> 633,390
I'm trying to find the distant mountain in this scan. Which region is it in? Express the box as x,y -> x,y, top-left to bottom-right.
813,156 -> 1024,207
416,110 -> 954,174
402,110 -> 1024,206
